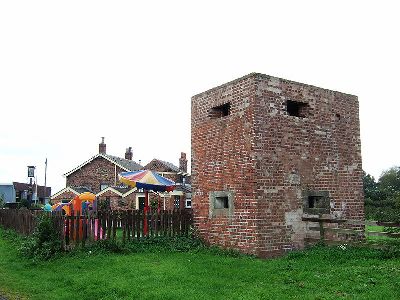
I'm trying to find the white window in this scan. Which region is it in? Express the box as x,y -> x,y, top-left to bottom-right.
185,199 -> 192,208
174,196 -> 180,209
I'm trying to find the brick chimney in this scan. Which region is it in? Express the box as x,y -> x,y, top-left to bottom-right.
179,152 -> 187,173
125,147 -> 133,160
99,137 -> 106,154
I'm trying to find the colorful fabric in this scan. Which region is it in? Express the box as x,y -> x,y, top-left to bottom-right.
51,202 -> 69,212
43,204 -> 52,211
78,192 -> 96,201
118,170 -> 175,192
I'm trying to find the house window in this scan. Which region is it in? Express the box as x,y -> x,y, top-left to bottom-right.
138,196 -> 145,210
209,191 -> 234,218
209,103 -> 231,119
185,199 -> 192,208
303,191 -> 330,214
15,191 -> 21,202
174,196 -> 180,209
287,100 -> 308,118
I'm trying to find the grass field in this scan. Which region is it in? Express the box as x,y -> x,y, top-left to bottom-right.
365,224 -> 398,241
1,229 -> 400,300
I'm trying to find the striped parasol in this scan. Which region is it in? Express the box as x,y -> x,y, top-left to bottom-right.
118,170 -> 175,192
118,170 -> 175,236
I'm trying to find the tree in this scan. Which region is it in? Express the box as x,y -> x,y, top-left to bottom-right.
363,171 -> 379,201
364,167 -> 400,222
378,167 -> 400,197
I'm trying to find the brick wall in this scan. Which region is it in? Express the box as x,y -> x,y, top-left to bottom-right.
97,190 -> 137,210
191,73 -> 364,257
52,191 -> 77,204
66,157 -> 126,194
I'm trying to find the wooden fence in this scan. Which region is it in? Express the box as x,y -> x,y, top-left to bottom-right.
0,209 -> 193,249
1,209 -> 398,249
302,216 -> 400,245
0,209 -> 41,235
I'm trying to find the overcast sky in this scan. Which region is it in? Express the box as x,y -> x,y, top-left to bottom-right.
1,1 -> 399,194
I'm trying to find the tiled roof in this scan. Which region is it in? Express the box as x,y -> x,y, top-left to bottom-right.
174,184 -> 191,193
72,186 -> 93,194
104,154 -> 143,172
13,182 -> 51,198
64,153 -> 143,177
111,186 -> 132,193
145,159 -> 179,172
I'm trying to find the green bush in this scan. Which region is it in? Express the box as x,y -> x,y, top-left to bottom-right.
18,198 -> 30,209
19,214 -> 62,260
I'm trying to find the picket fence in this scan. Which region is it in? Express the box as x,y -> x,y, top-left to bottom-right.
0,209 -> 193,249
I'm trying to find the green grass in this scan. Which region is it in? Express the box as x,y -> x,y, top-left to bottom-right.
1,230 -> 400,300
366,224 -> 397,241
366,225 -> 385,232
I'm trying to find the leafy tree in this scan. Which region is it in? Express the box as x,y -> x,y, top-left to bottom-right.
363,171 -> 379,202
364,167 -> 400,222
378,167 -> 400,197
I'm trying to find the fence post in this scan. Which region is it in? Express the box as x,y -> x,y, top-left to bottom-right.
319,215 -> 325,243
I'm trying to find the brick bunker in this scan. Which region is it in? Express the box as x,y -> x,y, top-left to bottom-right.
191,73 -> 364,257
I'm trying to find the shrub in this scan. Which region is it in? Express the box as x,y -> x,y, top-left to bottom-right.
19,214 -> 62,260
18,198 -> 30,209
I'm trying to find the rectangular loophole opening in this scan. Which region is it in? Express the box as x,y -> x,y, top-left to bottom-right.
303,191 -> 330,214
215,196 -> 229,209
308,196 -> 323,209
209,103 -> 231,119
287,100 -> 308,118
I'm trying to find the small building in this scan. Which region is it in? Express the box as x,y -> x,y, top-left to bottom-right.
0,182 -> 51,205
191,73 -> 364,257
0,183 -> 16,204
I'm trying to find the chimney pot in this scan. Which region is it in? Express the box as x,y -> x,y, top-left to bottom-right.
179,152 -> 188,173
99,137 -> 106,154
125,146 -> 133,160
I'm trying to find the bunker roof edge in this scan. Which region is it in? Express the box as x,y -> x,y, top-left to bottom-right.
191,72 -> 357,99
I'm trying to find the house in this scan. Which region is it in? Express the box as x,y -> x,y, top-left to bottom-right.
0,182 -> 51,205
51,138 -> 191,210
144,153 -> 191,210
0,183 -> 16,204
192,73 -> 364,257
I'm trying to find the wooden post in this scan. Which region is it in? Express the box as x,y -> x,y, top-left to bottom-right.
70,210 -> 75,242
122,211 -> 127,244
319,214 -> 325,243
112,211 -> 117,241
82,211 -> 87,247
107,211 -> 112,240
65,213 -> 70,246
144,191 -> 149,236
75,211 -> 81,243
